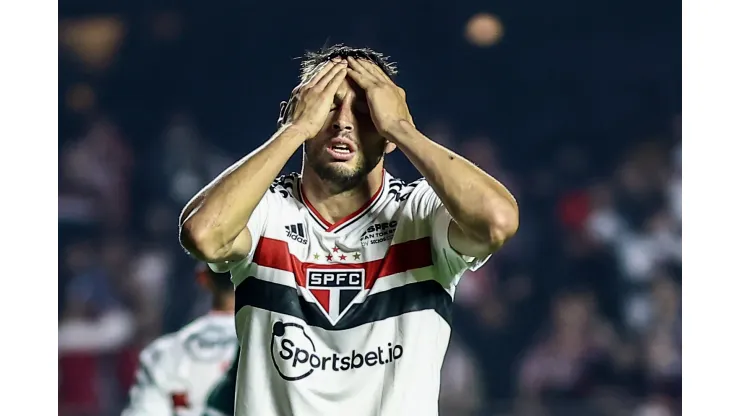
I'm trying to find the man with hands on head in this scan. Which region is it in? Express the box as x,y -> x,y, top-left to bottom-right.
180,44 -> 518,416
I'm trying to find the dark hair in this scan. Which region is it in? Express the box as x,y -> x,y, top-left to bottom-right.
196,264 -> 232,292
278,44 -> 397,126
299,44 -> 397,82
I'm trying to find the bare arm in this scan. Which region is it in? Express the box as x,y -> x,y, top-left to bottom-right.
179,127 -> 307,262
346,57 -> 518,258
180,60 -> 348,263
387,121 -> 518,257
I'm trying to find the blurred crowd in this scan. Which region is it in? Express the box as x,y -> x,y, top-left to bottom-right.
58,111 -> 681,416
442,118 -> 682,416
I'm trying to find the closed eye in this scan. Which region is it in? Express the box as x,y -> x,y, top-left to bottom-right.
353,102 -> 369,114
330,97 -> 342,112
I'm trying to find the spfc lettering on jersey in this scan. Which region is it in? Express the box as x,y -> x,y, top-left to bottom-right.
306,269 -> 365,325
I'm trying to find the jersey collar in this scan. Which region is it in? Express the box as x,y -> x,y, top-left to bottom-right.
299,171 -> 387,233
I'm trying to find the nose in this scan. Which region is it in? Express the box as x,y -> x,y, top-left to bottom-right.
332,103 -> 355,132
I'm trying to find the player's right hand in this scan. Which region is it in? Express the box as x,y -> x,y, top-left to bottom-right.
285,59 -> 348,140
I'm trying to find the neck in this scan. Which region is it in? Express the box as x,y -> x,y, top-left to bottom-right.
301,164 -> 384,224
211,295 -> 235,314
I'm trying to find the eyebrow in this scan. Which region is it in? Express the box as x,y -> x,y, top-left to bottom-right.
334,87 -> 366,100
333,93 -> 368,107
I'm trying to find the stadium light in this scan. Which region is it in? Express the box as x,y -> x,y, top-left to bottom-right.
465,13 -> 504,47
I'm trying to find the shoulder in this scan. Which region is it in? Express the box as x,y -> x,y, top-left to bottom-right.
385,177 -> 445,237
175,315 -> 237,362
261,173 -> 303,213
136,333 -> 178,383
387,177 -> 438,214
139,333 -> 176,363
379,177 -> 438,236
266,173 -> 300,201
386,176 -> 426,203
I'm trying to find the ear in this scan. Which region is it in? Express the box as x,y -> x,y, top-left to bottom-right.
384,140 -> 397,155
276,101 -> 288,127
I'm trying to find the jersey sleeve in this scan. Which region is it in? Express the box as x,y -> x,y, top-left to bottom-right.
208,175 -> 295,273
405,179 -> 491,287
122,338 -> 175,416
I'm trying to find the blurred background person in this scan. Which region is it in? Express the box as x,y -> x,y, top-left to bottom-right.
122,265 -> 237,416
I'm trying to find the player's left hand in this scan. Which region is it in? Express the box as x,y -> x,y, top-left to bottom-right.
346,57 -> 414,139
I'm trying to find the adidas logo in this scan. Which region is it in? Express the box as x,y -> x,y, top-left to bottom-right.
285,223 -> 308,244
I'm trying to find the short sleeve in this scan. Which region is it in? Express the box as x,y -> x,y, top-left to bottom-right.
407,180 -> 491,287
207,176 -> 294,272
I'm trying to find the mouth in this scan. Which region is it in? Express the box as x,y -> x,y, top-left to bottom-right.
325,136 -> 357,162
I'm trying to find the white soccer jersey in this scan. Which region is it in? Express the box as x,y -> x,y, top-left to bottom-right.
218,171 -> 490,416
123,313 -> 238,416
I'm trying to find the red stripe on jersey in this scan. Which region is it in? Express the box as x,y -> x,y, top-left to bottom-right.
300,172 -> 386,232
300,189 -> 332,228
253,236 -> 433,289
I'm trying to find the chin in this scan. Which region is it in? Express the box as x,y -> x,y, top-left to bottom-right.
325,158 -> 359,171
322,163 -> 360,181
310,160 -> 365,191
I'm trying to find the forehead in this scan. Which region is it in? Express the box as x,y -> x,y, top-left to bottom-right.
335,78 -> 364,101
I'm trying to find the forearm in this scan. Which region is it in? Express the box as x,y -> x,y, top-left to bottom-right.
387,121 -> 518,244
180,125 -> 307,256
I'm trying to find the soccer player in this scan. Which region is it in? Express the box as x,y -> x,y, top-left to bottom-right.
202,348 -> 239,416
122,265 -> 238,416
179,44 -> 519,416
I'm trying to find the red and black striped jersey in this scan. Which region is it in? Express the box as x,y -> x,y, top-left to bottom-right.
213,171 -> 490,416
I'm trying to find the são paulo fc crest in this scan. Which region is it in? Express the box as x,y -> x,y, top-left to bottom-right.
306,268 -> 365,325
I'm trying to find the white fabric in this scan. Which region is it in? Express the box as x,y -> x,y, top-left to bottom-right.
122,314 -> 238,416
217,173 -> 491,416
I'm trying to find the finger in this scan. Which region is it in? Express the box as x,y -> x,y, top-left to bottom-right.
356,58 -> 393,83
347,57 -> 381,83
323,67 -> 348,97
305,61 -> 334,88
346,67 -> 375,90
314,60 -> 347,90
305,61 -> 336,88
